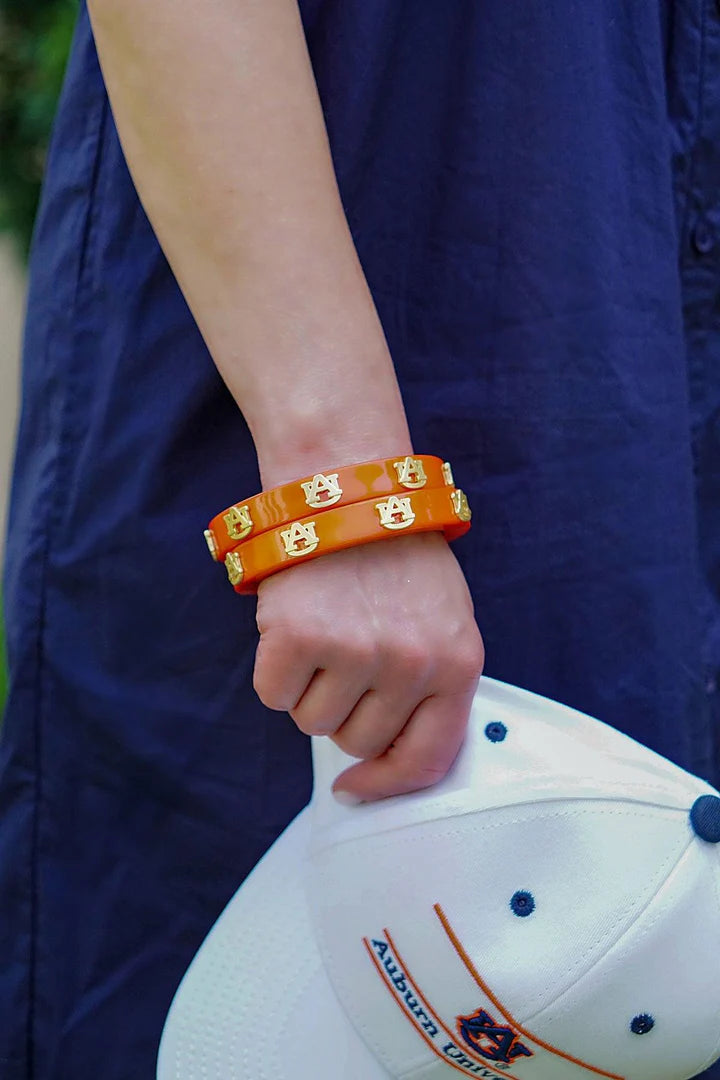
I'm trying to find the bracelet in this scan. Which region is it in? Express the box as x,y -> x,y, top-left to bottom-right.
204,454 -> 456,563
221,483 -> 472,594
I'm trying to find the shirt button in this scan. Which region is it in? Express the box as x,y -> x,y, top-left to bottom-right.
692,222 -> 714,255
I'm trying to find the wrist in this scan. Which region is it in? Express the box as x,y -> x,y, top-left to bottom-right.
251,397 -> 414,490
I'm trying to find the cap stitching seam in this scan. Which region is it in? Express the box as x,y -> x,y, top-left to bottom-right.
312,811 -> 692,1067
521,838 -> 694,1024
312,799 -> 688,853
314,804 -> 688,857
694,850 -> 720,1073
324,816 -> 687,1016
522,838 -> 720,1078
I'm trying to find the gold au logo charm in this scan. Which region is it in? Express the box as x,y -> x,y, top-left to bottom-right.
376,495 -> 415,530
223,504 -> 253,541
451,489 -> 472,522
300,472 -> 343,509
441,461 -> 455,487
225,551 -> 244,586
393,456 -> 427,489
204,528 -> 219,561
280,520 -> 320,557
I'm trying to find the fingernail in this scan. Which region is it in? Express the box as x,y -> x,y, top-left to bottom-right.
332,789 -> 363,806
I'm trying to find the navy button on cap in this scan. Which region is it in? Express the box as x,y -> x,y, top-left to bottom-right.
690,795 -> 720,843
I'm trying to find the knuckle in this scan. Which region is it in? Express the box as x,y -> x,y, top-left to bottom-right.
348,628 -> 379,660
253,633 -> 302,711
398,762 -> 450,792
394,643 -> 433,682
394,746 -> 451,787
289,709 -> 330,737
330,730 -> 363,759
253,668 -> 288,712
278,621 -> 310,653
451,634 -> 485,680
333,725 -> 388,761
258,621 -> 306,659
336,632 -> 379,673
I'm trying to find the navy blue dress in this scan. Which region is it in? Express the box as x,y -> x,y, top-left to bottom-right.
1,1 -> 718,1076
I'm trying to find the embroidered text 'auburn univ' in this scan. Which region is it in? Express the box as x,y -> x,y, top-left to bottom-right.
157,678 -> 720,1080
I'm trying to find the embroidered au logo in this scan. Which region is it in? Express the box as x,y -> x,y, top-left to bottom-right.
280,520 -> 320,557
300,472 -> 343,508
457,1008 -> 534,1065
223,504 -> 253,541
375,495 -> 415,530
393,456 -> 427,489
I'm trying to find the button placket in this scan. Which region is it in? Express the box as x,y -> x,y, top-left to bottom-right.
692,220 -> 715,255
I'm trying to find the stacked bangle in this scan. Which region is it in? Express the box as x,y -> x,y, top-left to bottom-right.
204,454 -> 472,595
205,453 -> 455,562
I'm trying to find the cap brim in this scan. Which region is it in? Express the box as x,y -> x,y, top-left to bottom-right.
156,809 -> 390,1080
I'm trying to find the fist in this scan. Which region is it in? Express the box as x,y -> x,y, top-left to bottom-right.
253,529 -> 485,803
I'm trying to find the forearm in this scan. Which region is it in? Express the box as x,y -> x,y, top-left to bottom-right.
86,0 -> 412,486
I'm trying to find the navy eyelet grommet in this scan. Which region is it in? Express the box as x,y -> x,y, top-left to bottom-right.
485,721 -> 507,743
510,890 -> 535,917
630,1014 -> 655,1035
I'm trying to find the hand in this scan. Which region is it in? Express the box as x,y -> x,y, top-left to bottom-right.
253,529 -> 485,803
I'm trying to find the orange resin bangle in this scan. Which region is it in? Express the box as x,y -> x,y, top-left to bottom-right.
221,484 -> 472,594
204,454 -> 456,563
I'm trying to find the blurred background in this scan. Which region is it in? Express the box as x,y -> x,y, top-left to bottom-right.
0,0 -> 78,711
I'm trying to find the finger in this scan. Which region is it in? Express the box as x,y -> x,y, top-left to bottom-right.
330,687 -> 414,759
330,637 -> 437,758
252,625 -> 317,712
290,666 -> 373,736
331,683 -> 477,803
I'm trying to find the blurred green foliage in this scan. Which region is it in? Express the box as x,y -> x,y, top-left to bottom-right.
0,0 -> 78,262
1,2 -> 77,713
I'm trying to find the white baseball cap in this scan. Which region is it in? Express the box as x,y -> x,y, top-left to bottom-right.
157,676 -> 720,1080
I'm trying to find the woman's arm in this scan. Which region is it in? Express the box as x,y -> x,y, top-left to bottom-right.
86,0 -> 485,802
86,0 -> 413,487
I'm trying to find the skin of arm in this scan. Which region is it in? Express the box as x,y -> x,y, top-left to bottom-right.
86,0 -> 414,488
85,0 -> 486,802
